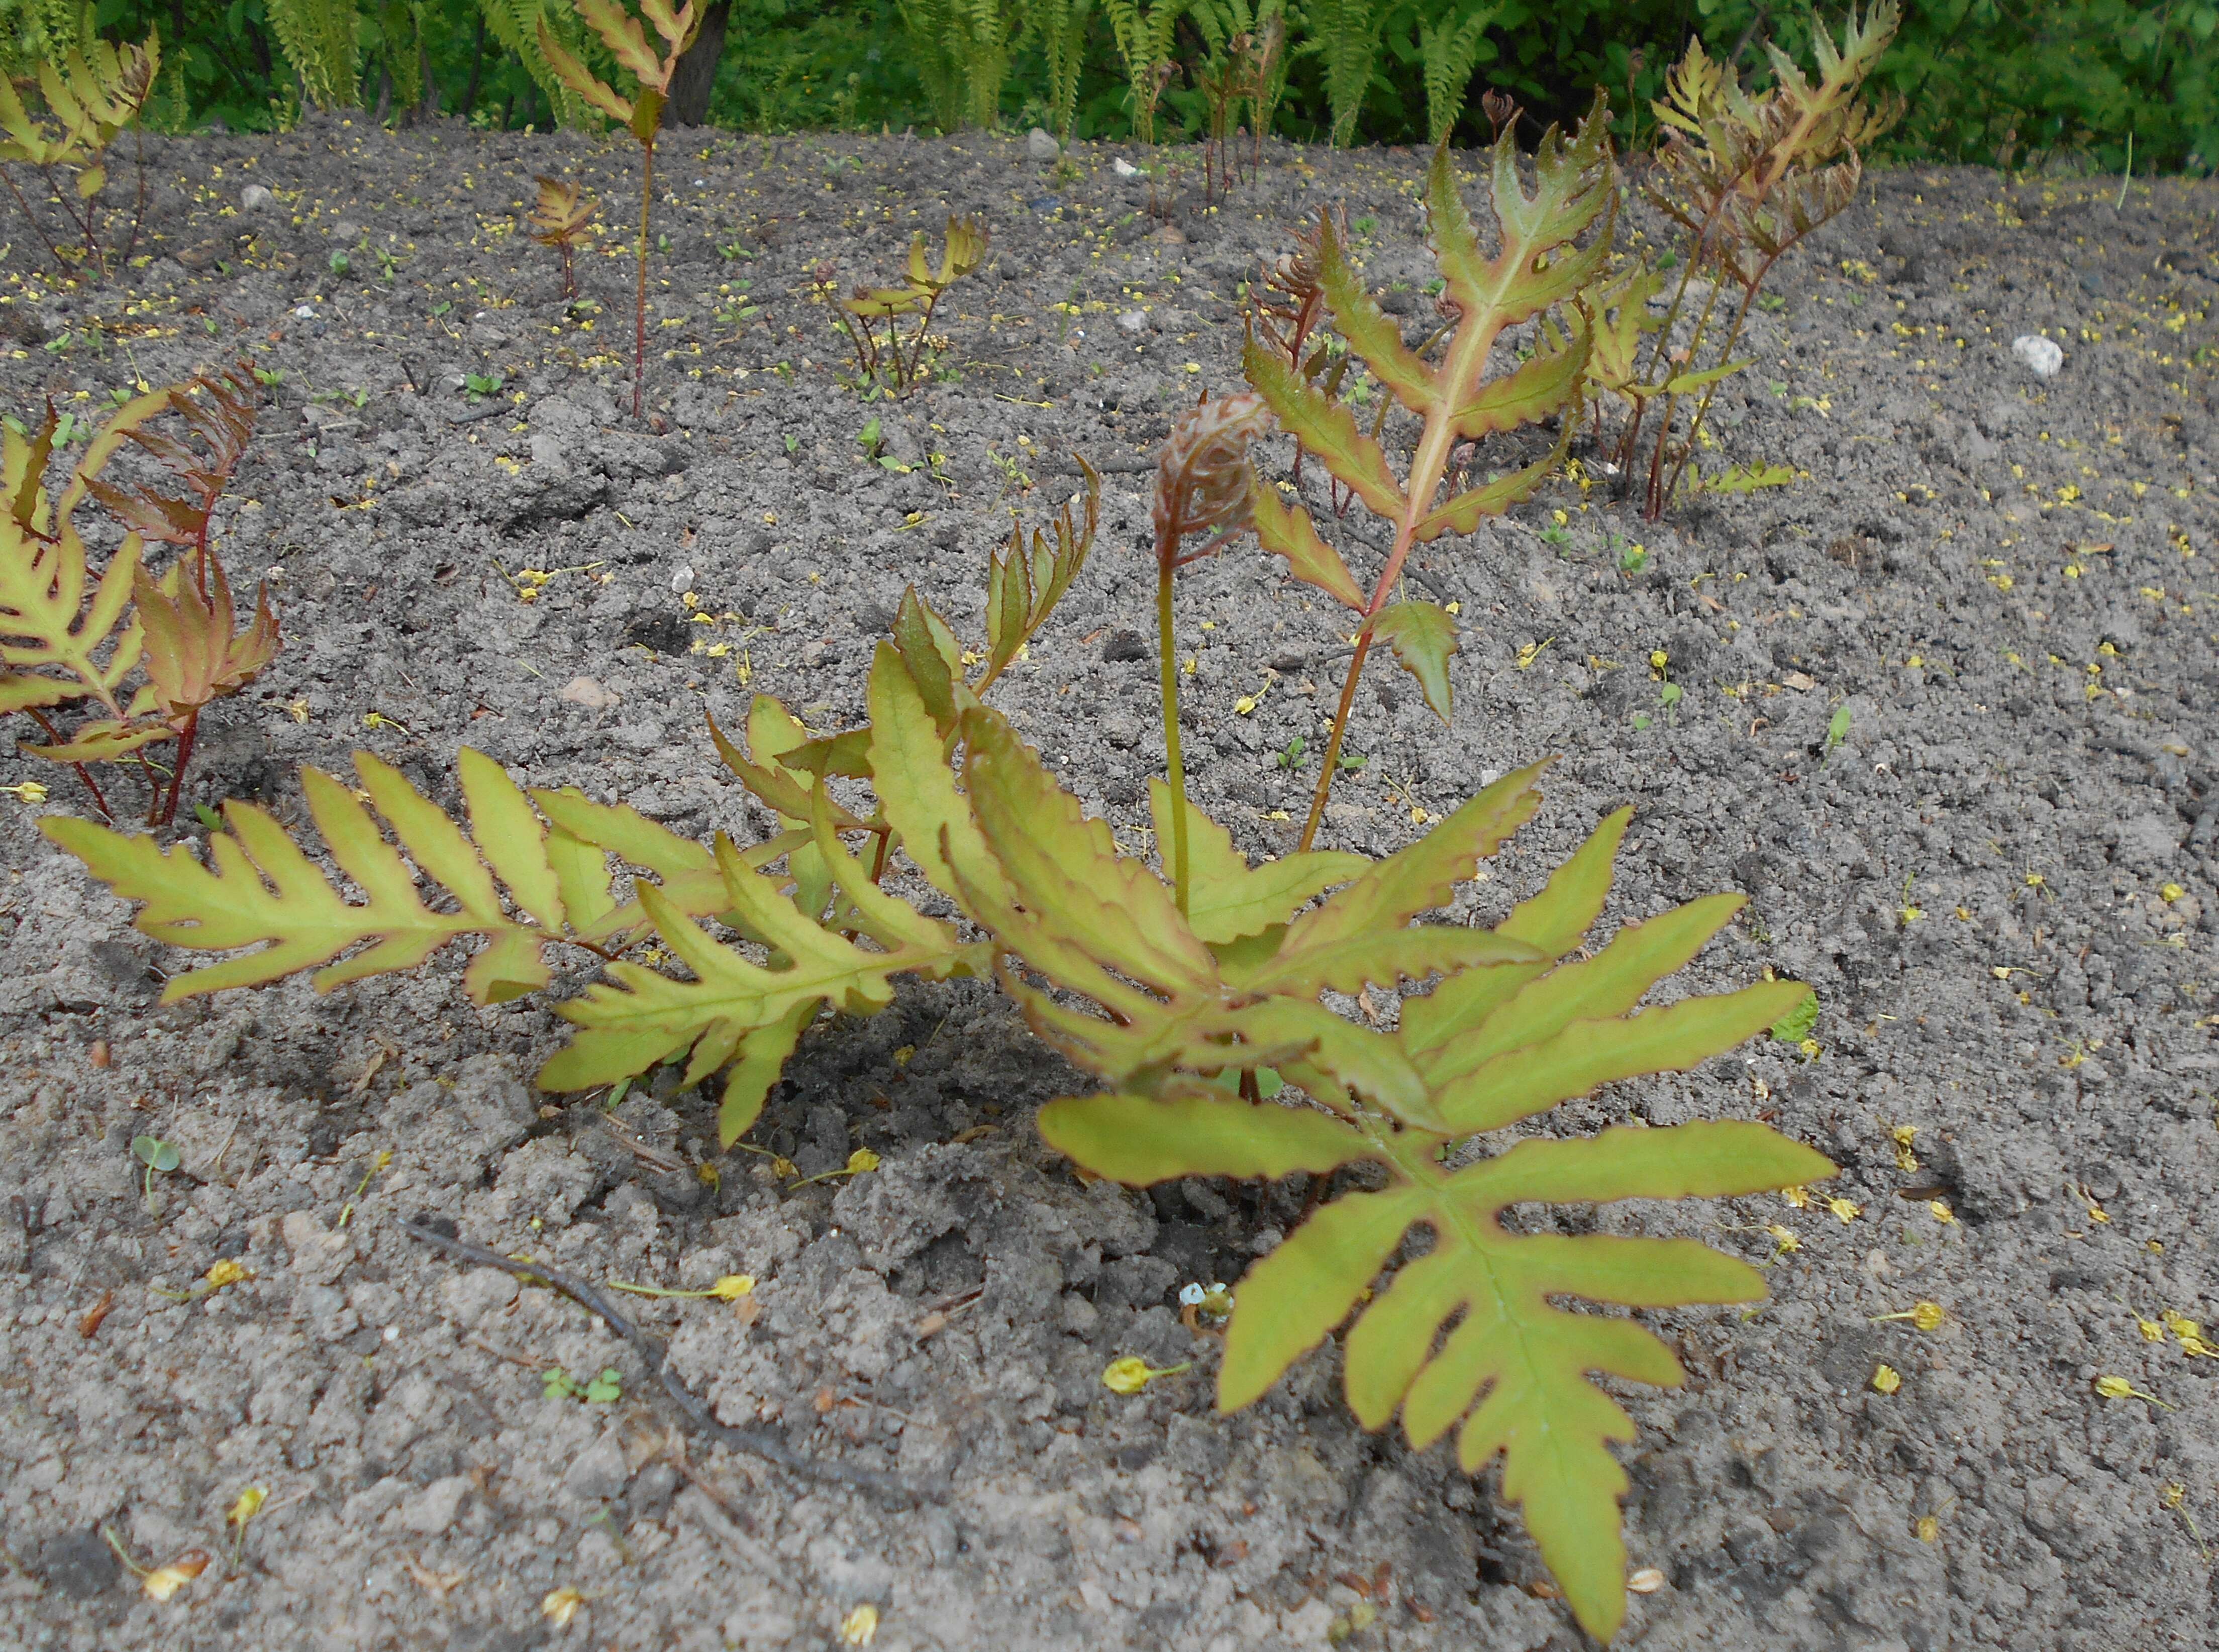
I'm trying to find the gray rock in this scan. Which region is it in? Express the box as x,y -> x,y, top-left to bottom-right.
563,1433 -> 630,1503
394,1474 -> 474,1535
240,183 -> 275,213
1026,127 -> 1059,162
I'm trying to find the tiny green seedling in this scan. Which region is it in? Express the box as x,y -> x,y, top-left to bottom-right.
1825,702 -> 1853,755
251,365 -> 283,388
464,373 -> 503,399
327,250 -> 350,277
1278,735 -> 1306,769
544,1365 -> 623,1403
1771,989 -> 1820,1043
132,1134 -> 180,1212
783,432 -> 801,455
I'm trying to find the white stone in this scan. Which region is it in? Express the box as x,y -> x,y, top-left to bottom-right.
240,183 -> 275,212
2010,334 -> 2063,378
1112,157 -> 1140,177
561,675 -> 617,711
1117,310 -> 1149,336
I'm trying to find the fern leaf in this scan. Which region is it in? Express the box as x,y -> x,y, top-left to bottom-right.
1242,338 -> 1405,519
1368,598 -> 1457,722
543,813 -> 979,1096
1403,806 -> 1629,1058
1427,117 -> 1612,331
1148,778 -> 1365,944
42,751 -> 565,1003
1410,442 -> 1565,543
1038,1088 -> 1380,1182
1247,473 -> 1366,612
1315,212 -> 1436,417
976,705 -> 1834,1637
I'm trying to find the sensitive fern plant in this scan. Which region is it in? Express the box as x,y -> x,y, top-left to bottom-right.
2,369 -> 276,824
823,215 -> 988,399
1242,101 -> 1612,851
0,25 -> 160,279
48,405 -> 1827,1640
1604,3 -> 1900,517
536,0 -> 704,418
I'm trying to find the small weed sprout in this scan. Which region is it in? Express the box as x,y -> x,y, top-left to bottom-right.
131,1133 -> 179,1212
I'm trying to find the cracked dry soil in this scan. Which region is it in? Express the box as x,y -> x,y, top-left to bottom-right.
2,117 -> 2217,1651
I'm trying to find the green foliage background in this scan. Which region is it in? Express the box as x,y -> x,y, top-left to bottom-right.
2,1 -> 2211,169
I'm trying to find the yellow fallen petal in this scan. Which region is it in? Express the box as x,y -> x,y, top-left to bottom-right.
205,1259 -> 249,1290
227,1486 -> 266,1528
1828,1197 -> 1861,1224
142,1551 -> 210,1600
1626,1566 -> 1665,1594
839,1603 -> 880,1645
1871,1364 -> 1901,1395
542,1586 -> 587,1626
710,1274 -> 756,1301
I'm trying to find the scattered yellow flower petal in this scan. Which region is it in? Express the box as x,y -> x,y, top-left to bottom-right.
1780,1184 -> 1810,1209
1626,1567 -> 1665,1594
1649,649 -> 1669,671
1929,1199 -> 1956,1223
1914,1515 -> 1940,1542
205,1259 -> 249,1290
847,1148 -> 880,1174
542,1586 -> 587,1626
226,1487 -> 266,1529
839,1603 -> 880,1645
710,1274 -> 756,1300
1871,1364 -> 1901,1395
1102,1356 -> 1190,1395
2137,1314 -> 2167,1344
2094,1375 -> 2174,1408
2163,883 -> 2188,903
142,1551 -> 210,1600
1911,1300 -> 1945,1332
1827,1196 -> 1861,1224
1764,1224 -> 1801,1253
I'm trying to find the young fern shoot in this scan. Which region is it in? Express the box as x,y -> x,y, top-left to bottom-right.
536,0 -> 703,419
528,175 -> 599,300
1151,395 -> 1271,913
1243,104 -> 1612,851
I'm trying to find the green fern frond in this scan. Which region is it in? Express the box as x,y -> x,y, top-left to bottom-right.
477,0 -> 601,129
265,0 -> 362,111
889,673 -> 1829,1642
1298,0 -> 1382,147
1420,2 -> 1498,146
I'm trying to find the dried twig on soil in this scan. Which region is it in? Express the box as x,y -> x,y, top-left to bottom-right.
394,1215 -> 948,1507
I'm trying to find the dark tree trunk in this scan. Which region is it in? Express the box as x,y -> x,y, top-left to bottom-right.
664,1 -> 731,127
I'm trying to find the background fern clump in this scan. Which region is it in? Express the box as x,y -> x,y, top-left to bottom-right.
5,0 -> 2201,168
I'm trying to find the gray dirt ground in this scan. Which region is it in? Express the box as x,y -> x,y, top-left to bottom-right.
2,117 -> 2217,1651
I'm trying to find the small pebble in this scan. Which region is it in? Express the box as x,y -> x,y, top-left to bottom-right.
1026,127 -> 1059,162
2010,334 -> 2063,378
